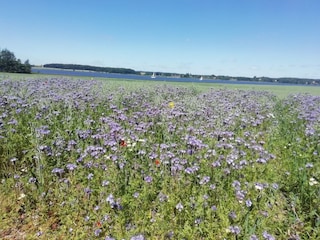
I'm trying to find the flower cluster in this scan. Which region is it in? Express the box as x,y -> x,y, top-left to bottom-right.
0,77 -> 319,239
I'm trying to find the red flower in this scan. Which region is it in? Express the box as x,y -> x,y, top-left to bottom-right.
119,140 -> 127,147
155,159 -> 161,166
96,221 -> 102,228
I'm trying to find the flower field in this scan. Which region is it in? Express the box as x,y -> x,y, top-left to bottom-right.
0,77 -> 319,239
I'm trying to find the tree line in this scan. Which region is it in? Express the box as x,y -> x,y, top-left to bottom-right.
44,63 -> 136,74
0,48 -> 31,73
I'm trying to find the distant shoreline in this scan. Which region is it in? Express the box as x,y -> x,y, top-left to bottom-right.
32,63 -> 320,85
31,67 -> 320,87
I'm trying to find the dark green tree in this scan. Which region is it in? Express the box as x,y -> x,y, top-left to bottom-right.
0,48 -> 31,73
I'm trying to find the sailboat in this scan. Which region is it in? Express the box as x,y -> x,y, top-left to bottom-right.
151,72 -> 156,78
199,76 -> 203,81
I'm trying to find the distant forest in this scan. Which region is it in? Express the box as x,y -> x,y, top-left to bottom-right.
44,63 -> 136,74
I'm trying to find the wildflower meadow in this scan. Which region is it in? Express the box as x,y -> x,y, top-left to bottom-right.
0,76 -> 319,239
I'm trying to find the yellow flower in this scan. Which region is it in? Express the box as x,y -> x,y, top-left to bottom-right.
168,101 -> 175,109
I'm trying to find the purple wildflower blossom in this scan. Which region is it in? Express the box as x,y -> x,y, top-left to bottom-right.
250,234 -> 259,240
199,176 -> 210,185
305,163 -> 313,168
130,234 -> 145,240
229,225 -> 241,235
144,175 -> 152,183
28,177 -> 37,183
211,205 -> 217,211
229,211 -> 237,220
102,180 -> 110,186
106,194 -> 115,205
246,199 -> 253,207
84,187 -> 92,195
262,231 -> 275,240
66,163 -> 77,171
158,192 -> 169,202
94,229 -> 102,236
52,168 -> 64,175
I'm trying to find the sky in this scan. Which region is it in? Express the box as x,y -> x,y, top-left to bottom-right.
1,0 -> 320,79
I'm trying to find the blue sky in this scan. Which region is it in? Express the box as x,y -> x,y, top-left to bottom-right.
1,0 -> 320,78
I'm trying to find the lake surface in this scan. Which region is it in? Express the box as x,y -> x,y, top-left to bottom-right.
32,67 -> 307,86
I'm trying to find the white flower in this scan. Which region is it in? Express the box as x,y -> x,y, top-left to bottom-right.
176,202 -> 184,212
18,193 -> 26,200
254,183 -> 264,191
309,177 -> 319,186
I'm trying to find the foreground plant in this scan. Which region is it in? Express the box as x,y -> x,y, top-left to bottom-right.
0,77 -> 319,239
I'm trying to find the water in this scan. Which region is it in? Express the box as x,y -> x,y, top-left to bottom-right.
31,67 -> 305,86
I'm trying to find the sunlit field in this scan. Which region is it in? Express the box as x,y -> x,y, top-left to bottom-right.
0,75 -> 319,239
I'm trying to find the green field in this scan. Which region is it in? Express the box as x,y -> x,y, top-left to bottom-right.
0,74 -> 319,239
1,72 -> 320,98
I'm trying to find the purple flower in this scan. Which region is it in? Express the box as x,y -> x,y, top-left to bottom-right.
199,176 -> 210,185
271,183 -> 279,190
229,211 -> 237,220
260,211 -> 269,217
212,161 -> 221,167
106,194 -> 115,205
211,205 -> 217,211
262,231 -> 275,240
235,190 -> 246,202
305,163 -> 313,168
194,218 -> 202,225
84,187 -> 92,195
66,163 -> 77,171
185,167 -> 194,174
8,119 -> 18,125
144,175 -> 152,183
102,180 -> 110,186
52,168 -> 64,175
87,173 -> 94,180
229,225 -> 241,235
246,199 -> 253,208
130,234 -> 145,240
232,180 -> 241,189
255,182 -> 265,191
250,234 -> 259,240
133,192 -> 139,198
94,229 -> 102,236
203,194 -> 209,200
94,205 -> 100,211
28,177 -> 37,183
158,192 -> 169,202
36,125 -> 50,137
